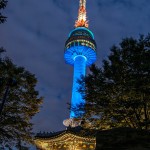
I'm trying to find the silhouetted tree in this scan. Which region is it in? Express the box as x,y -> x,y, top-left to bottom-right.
75,35 -> 150,130
0,51 -> 43,148
0,2 -> 43,148
0,0 -> 7,23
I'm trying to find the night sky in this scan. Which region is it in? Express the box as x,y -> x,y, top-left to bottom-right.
0,0 -> 150,135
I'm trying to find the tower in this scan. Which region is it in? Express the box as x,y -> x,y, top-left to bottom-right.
35,1 -> 97,149
64,0 -> 97,124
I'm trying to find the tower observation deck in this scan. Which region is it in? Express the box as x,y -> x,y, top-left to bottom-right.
64,0 -> 97,124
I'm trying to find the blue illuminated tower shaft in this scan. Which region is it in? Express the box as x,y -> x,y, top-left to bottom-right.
71,55 -> 87,118
64,27 -> 97,119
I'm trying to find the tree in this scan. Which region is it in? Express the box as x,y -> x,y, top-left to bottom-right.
75,35 -> 150,130
0,51 -> 43,148
0,0 -> 43,148
0,0 -> 7,24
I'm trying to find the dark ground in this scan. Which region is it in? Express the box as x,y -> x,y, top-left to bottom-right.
95,127 -> 150,150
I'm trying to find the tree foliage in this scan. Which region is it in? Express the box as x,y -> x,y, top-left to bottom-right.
76,35 -> 150,130
0,1 -> 43,148
0,51 -> 43,148
0,0 -> 7,23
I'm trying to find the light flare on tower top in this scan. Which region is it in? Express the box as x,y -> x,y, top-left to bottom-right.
75,0 -> 89,28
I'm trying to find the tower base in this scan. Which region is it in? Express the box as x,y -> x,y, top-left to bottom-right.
63,118 -> 83,128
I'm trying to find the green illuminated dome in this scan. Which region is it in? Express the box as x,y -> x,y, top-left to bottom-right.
65,27 -> 96,51
64,27 -> 97,66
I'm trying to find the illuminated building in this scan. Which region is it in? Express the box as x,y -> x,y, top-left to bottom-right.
64,0 -> 96,125
35,0 -> 97,149
35,127 -> 96,150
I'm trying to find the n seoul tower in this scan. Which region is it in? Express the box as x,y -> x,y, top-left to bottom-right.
64,0 -> 97,126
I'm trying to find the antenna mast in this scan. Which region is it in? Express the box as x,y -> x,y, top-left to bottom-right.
75,0 -> 89,28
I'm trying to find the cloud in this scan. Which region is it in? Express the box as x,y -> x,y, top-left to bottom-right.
0,0 -> 150,135
85,0 -> 150,64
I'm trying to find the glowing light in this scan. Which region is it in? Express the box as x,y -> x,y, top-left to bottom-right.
68,27 -> 94,39
75,0 -> 89,28
64,1 -> 97,120
70,55 -> 87,118
64,27 -> 96,119
35,132 -> 96,150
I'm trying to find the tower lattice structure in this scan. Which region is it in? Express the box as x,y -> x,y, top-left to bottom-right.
64,0 -> 97,126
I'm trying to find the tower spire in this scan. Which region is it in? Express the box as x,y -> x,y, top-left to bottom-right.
75,0 -> 89,28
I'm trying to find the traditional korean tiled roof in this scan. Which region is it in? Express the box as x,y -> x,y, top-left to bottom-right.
35,126 -> 97,139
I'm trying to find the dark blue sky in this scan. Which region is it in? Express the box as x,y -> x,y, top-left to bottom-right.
0,0 -> 150,134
